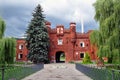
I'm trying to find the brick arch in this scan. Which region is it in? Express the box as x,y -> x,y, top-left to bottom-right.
55,51 -> 65,63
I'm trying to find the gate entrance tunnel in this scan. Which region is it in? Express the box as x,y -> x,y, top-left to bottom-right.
56,51 -> 65,63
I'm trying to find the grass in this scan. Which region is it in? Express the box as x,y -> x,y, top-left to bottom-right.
76,64 -> 120,80
60,56 -> 65,61
0,65 -> 42,80
106,65 -> 120,70
15,61 -> 33,65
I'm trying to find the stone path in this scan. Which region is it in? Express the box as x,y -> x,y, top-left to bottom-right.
22,63 -> 92,80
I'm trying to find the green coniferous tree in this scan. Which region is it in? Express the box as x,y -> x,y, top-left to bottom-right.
26,4 -> 49,63
90,0 -> 120,64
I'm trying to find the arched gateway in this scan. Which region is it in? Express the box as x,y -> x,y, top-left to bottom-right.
56,51 -> 65,63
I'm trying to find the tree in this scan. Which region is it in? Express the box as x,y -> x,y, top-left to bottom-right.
82,52 -> 91,64
26,4 -> 49,63
0,18 -> 5,39
90,0 -> 120,64
0,38 -> 16,66
0,18 -> 16,66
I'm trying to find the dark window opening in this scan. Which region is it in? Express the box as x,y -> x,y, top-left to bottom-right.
20,54 -> 23,59
80,53 -> 84,58
80,43 -> 83,47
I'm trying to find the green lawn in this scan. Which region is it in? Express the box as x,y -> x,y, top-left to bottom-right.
0,64 -> 43,80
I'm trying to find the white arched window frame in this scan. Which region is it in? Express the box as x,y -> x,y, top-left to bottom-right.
19,44 -> 23,49
18,53 -> 23,59
80,42 -> 85,47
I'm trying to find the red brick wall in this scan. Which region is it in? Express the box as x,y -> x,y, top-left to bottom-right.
46,22 -> 97,62
16,39 -> 28,61
16,22 -> 97,62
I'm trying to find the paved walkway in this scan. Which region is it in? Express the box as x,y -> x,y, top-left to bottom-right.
22,63 -> 92,80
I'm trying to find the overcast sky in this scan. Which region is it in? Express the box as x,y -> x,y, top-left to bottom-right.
0,0 -> 98,38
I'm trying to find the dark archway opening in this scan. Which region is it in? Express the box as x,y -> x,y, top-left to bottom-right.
56,51 -> 65,63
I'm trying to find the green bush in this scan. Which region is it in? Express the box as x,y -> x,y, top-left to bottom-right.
82,52 -> 92,64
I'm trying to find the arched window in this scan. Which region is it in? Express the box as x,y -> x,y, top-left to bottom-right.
80,42 -> 85,47
19,44 -> 23,49
18,53 -> 23,59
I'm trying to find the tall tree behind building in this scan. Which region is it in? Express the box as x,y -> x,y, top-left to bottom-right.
90,0 -> 120,63
26,4 -> 49,63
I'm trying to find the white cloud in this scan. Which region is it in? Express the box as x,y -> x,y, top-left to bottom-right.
41,0 -> 96,23
1,0 -> 97,37
1,0 -> 96,23
0,0 -> 42,7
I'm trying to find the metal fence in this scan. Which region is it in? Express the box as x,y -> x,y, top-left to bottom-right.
76,64 -> 120,80
0,64 -> 43,80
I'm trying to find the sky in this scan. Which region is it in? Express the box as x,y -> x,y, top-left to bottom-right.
0,0 -> 98,38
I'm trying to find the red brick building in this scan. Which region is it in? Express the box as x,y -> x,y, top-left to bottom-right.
16,38 -> 28,61
16,22 -> 97,62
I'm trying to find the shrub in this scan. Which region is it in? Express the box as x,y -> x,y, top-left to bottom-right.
82,52 -> 92,64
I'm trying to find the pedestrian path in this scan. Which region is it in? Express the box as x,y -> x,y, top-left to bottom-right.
22,63 -> 92,80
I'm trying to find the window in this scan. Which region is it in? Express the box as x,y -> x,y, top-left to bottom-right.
57,28 -> 63,34
19,44 -> 23,49
61,28 -> 63,33
58,39 -> 63,45
80,42 -> 85,47
80,53 -> 84,58
57,28 -> 60,33
18,54 -> 23,59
